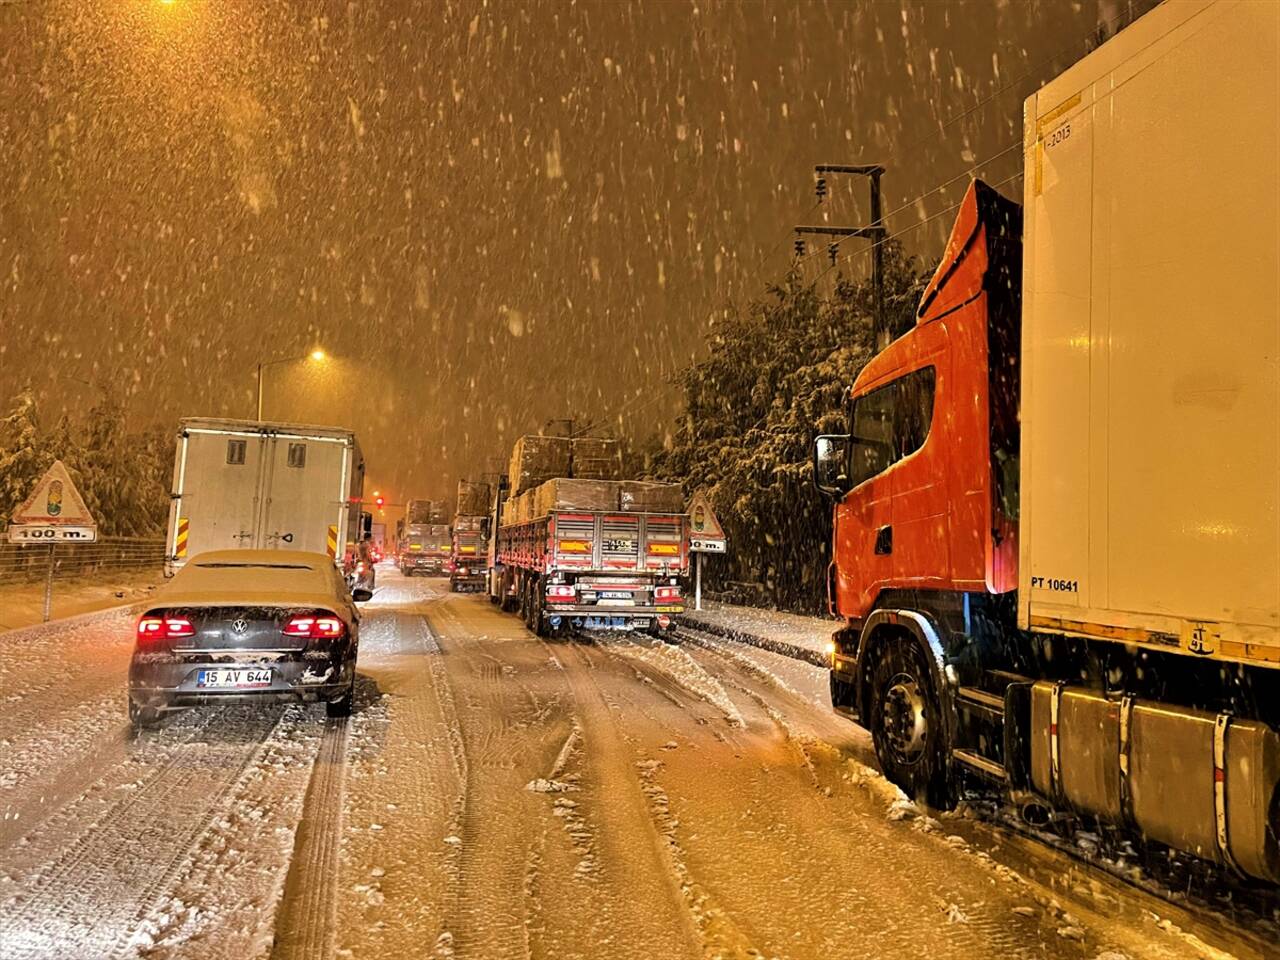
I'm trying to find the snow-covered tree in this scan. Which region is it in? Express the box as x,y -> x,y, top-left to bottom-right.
0,389 -> 172,536
0,390 -> 51,525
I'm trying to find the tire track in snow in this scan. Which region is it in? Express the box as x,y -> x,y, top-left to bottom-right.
0,706 -> 287,960
329,576 -> 461,960
270,717 -> 349,960
553,639 -> 731,960
413,607 -> 482,960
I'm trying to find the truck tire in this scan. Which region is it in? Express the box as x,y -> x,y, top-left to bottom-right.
519,574 -> 533,626
867,640 -> 952,808
531,578 -> 550,638
500,570 -> 518,613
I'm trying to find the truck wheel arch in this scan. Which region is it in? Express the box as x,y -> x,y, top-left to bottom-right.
857,608 -> 955,732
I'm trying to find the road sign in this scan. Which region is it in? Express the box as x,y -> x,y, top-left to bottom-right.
686,490 -> 726,554
6,460 -> 98,543
686,490 -> 727,612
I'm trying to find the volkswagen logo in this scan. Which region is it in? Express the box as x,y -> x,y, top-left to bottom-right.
231,618 -> 249,635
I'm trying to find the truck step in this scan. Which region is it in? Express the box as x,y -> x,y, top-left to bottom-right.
953,749 -> 1007,782
956,686 -> 1005,715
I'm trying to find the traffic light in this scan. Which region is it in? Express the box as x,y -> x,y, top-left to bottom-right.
374,495 -> 385,508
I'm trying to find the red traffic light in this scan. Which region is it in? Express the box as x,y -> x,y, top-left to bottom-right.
375,496 -> 385,508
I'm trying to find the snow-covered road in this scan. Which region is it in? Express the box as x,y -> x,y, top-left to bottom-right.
0,569 -> 1254,959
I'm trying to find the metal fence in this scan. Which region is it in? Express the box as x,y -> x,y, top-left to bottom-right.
0,537 -> 167,586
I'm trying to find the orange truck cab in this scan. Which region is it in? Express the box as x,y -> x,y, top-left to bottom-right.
820,181 -> 1021,627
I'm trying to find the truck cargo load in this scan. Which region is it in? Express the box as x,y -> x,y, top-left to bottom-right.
567,436 -> 623,481
165,418 -> 364,573
507,434 -> 623,494
501,478 -> 686,526
456,480 -> 492,517
508,435 -> 570,495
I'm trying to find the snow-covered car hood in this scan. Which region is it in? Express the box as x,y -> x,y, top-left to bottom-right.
154,550 -> 350,611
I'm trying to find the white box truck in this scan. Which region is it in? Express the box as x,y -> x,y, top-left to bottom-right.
813,0 -> 1280,881
166,418 -> 365,572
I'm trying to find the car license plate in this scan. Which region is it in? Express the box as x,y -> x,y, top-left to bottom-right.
601,591 -> 632,599
197,668 -> 272,688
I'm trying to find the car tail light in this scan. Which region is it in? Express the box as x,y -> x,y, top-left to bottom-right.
282,613 -> 345,640
546,584 -> 576,601
136,614 -> 196,644
654,585 -> 681,602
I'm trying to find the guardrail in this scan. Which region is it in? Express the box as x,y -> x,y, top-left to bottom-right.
0,537 -> 166,585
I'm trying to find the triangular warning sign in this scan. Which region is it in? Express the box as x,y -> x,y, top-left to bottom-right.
11,460 -> 96,526
686,490 -> 724,539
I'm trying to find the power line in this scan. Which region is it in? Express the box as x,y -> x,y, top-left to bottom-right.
814,169 -> 1025,284
792,141 -> 1022,272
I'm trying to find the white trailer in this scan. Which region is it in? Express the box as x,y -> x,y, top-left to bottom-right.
166,418 -> 365,572
1019,0 -> 1279,664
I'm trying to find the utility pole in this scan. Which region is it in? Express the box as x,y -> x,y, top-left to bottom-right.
795,163 -> 889,350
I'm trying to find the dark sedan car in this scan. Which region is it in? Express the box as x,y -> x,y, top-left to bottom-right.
128,550 -> 372,728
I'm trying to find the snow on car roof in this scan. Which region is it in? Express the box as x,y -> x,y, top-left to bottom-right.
154,550 -> 346,609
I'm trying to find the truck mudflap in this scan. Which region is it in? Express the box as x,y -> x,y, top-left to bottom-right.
1026,683 -> 1280,883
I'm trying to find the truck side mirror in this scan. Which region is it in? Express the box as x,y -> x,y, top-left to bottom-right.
813,434 -> 852,498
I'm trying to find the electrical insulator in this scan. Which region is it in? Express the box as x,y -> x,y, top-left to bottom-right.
815,177 -> 827,201
828,242 -> 838,265
793,238 -> 806,258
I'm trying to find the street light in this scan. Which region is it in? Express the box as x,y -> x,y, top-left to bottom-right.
256,350 -> 327,421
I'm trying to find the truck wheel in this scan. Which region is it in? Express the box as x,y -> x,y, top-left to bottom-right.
531,579 -> 550,637
518,575 -> 532,625
868,641 -> 953,808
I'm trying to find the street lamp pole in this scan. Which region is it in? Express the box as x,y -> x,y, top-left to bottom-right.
254,350 -> 326,422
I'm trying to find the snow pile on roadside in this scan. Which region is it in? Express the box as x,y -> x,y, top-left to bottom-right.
681,600 -> 834,662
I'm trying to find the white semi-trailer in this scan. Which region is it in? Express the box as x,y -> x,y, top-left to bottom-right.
166,418 -> 365,572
